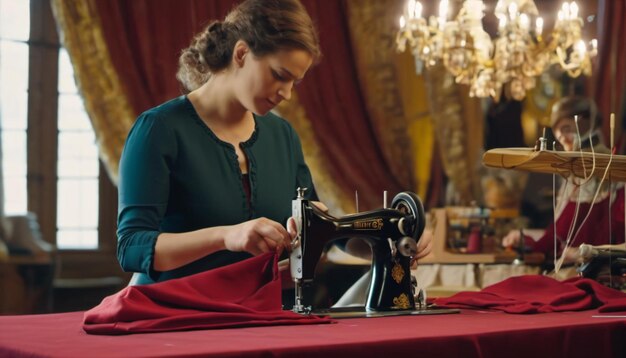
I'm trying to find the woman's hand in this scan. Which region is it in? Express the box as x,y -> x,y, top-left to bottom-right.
562,247 -> 581,264
284,200 -> 329,245
414,228 -> 433,259
410,228 -> 433,269
502,230 -> 522,248
223,217 -> 291,256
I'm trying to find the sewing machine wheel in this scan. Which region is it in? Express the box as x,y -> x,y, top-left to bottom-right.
391,192 -> 425,241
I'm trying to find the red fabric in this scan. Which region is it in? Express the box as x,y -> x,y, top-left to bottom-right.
2,310 -> 625,358
434,275 -> 626,314
529,187 -> 626,257
83,252 -> 331,334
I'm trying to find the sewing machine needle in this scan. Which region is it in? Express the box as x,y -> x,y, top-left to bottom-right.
355,190 -> 359,213
383,190 -> 388,209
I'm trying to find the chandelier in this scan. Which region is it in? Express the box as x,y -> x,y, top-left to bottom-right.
396,0 -> 597,101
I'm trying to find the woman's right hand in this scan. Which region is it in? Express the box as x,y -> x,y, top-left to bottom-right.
223,217 -> 291,256
501,230 -> 522,248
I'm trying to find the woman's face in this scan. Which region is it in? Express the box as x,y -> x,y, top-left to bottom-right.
553,117 -> 590,151
235,47 -> 313,115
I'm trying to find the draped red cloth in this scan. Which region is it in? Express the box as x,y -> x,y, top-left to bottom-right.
94,0 -> 405,210
433,275 -> 626,314
83,252 -> 331,335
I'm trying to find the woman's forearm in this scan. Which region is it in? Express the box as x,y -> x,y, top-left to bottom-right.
153,226 -> 228,271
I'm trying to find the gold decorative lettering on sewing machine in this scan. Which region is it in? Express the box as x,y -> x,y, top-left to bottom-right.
392,293 -> 411,310
353,219 -> 384,230
290,189 -> 431,316
391,262 -> 405,284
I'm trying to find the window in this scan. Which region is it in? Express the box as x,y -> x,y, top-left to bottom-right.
0,0 -> 29,215
56,49 -> 100,249
0,0 -> 116,260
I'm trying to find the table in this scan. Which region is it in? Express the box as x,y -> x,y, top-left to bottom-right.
0,256 -> 55,314
0,309 -> 624,357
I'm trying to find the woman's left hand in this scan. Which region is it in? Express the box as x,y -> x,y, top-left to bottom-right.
562,246 -> 581,264
411,229 -> 433,269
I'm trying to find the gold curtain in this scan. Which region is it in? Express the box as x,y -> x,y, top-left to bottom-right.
346,0 -> 486,205
425,65 -> 484,205
51,0 -> 135,184
346,0 -> 434,199
394,52 -> 436,201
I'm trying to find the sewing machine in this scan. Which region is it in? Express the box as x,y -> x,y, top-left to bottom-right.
289,188 -> 458,317
577,244 -> 626,290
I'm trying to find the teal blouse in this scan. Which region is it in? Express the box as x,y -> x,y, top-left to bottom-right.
117,96 -> 317,285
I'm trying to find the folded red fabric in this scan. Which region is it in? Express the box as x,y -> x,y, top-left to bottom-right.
433,275 -> 626,314
83,252 -> 332,334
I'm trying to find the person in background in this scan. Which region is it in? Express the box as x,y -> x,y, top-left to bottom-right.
116,0 -> 433,292
502,96 -> 625,265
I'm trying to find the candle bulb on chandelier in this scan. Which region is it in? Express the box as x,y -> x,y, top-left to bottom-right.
407,0 -> 415,19
561,2 -> 570,20
520,14 -> 530,30
498,16 -> 507,32
575,40 -> 586,57
414,1 -> 422,19
407,0 -> 422,19
438,0 -> 448,30
570,2 -> 579,20
535,17 -> 543,36
508,2 -> 518,19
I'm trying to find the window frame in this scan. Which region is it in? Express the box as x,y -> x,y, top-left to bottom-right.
22,0 -> 121,279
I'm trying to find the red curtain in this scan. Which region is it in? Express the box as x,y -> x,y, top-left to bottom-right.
95,0 -> 406,211
297,1 -> 404,209
94,0 -> 240,115
594,0 -> 626,147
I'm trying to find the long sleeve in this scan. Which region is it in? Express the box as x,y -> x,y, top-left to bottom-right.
117,111 -> 177,281
531,186 -> 626,257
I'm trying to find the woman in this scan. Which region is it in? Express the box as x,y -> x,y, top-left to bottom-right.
117,0 -> 321,285
117,0 -> 432,288
502,96 -> 625,264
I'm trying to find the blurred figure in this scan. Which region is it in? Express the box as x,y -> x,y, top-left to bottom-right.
502,96 -> 625,265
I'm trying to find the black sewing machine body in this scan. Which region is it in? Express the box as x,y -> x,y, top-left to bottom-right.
290,190 -> 427,314
577,244 -> 626,290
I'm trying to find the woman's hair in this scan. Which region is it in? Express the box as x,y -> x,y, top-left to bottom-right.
550,95 -> 601,130
177,0 -> 321,92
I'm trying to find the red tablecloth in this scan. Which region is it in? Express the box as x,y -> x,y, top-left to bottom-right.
0,309 -> 624,357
